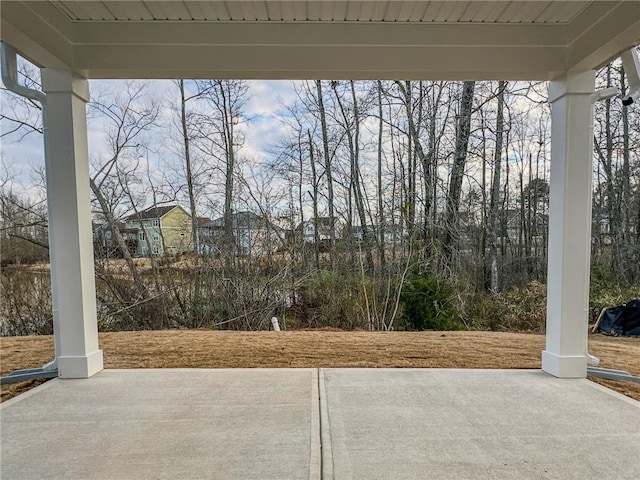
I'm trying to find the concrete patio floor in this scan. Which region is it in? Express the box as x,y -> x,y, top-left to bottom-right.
1,369 -> 639,479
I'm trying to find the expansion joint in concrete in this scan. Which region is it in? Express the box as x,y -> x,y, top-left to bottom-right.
317,368 -> 334,480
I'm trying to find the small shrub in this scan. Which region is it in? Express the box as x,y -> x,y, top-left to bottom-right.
288,267 -> 405,331
399,270 -> 460,330
0,268 -> 53,336
463,281 -> 547,333
288,270 -> 371,330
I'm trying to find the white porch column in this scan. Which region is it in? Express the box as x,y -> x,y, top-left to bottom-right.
542,71 -> 595,379
41,69 -> 103,378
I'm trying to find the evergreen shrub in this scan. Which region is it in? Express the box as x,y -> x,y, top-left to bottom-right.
399,269 -> 460,330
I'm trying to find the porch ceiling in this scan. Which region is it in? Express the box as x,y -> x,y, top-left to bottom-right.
1,1 -> 639,80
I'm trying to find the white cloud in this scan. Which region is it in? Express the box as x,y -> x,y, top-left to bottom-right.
240,81 -> 297,163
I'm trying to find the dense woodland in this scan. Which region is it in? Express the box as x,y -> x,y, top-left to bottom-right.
1,54 -> 639,335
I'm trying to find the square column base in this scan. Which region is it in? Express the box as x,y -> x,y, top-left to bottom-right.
542,350 -> 587,378
58,350 -> 104,378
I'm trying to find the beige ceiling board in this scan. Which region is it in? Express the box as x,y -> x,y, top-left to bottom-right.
330,1 -> 349,21
305,1 -> 322,21
73,22 -> 566,48
535,1 -> 580,23
419,1 -> 444,22
56,1 -> 113,21
319,0 -> 333,21
252,2 -> 271,20
292,1 -> 308,21
510,1 -> 550,23
345,1 -> 363,21
95,1 -> 151,21
180,1 -> 215,21
382,0 -> 404,21
224,1 -> 247,20
143,1 -> 193,20
458,1 -> 490,22
1,1 -> 638,80
477,1 -> 511,23
369,0 -> 389,21
49,1 -> 597,24
433,1 -> 468,22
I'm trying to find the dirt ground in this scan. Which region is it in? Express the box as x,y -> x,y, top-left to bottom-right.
1,330 -> 639,402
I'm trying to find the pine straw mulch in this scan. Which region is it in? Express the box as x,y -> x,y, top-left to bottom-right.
1,330 -> 639,402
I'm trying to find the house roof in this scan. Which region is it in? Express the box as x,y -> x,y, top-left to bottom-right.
93,221 -> 126,231
2,1 -> 638,80
297,217 -> 336,231
124,205 -> 182,222
350,225 -> 375,234
204,211 -> 271,229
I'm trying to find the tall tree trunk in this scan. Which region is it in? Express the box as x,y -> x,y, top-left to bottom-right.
351,81 -> 374,271
376,81 -> 386,267
308,131 -> 321,270
297,130 -> 306,267
396,81 -> 437,247
178,80 -> 205,326
315,80 -> 336,268
398,81 -> 417,235
424,84 -> 443,248
218,82 -> 236,254
179,80 -> 199,256
620,66 -> 634,282
333,81 -> 374,271
595,66 -> 620,280
444,81 -> 475,269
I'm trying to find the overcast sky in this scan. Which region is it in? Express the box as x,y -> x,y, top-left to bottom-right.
1,79 -> 299,200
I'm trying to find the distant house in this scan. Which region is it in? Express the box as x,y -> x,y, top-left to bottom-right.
347,225 -> 374,242
124,205 -> 192,256
92,221 -> 137,257
194,216 -> 214,254
381,223 -> 403,244
348,223 -> 404,245
296,217 -> 339,243
591,211 -> 637,247
197,211 -> 282,256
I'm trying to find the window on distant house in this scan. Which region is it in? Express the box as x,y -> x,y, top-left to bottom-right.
153,245 -> 160,255
153,233 -> 160,241
152,219 -> 159,227
139,232 -> 146,241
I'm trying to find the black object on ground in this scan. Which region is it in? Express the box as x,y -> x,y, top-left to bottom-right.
594,299 -> 640,336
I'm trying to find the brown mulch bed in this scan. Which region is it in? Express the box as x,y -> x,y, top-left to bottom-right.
1,331 -> 638,402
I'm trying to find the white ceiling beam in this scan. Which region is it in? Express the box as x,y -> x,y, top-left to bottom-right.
0,1 -> 73,68
2,1 -> 638,80
568,2 -> 640,72
73,43 -> 566,80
